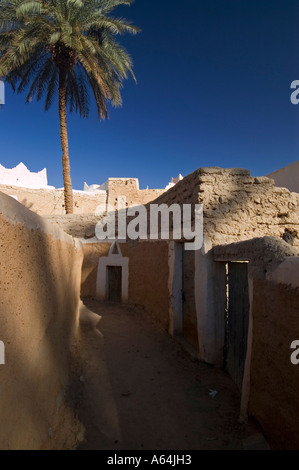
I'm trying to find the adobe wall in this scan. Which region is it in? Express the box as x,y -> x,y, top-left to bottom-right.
0,192 -> 85,449
81,243 -> 111,298
149,167 -> 299,364
213,241 -> 299,448
121,241 -> 169,330
152,167 -> 299,249
267,160 -> 299,194
0,184 -> 106,215
248,274 -> 299,449
107,178 -> 165,210
182,250 -> 198,350
81,240 -> 170,330
0,178 -> 165,217
43,214 -> 103,238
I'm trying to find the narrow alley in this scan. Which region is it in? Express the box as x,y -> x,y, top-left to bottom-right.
75,300 -> 263,451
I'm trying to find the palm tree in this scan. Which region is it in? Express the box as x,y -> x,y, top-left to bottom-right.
0,0 -> 139,213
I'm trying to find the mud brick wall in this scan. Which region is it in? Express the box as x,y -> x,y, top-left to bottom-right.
0,192 -> 84,449
107,178 -> 165,209
249,278 -> 299,449
0,184 -> 106,215
121,241 -> 170,330
80,240 -> 170,330
0,179 -> 165,216
81,242 -> 111,298
152,168 -> 299,249
43,214 -> 104,238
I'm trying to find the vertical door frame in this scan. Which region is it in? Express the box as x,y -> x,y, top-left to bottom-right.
168,241 -> 183,336
96,241 -> 129,303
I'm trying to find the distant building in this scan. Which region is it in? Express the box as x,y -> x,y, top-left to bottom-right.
165,174 -> 184,190
85,177 -> 166,209
0,162 -> 54,189
267,160 -> 299,193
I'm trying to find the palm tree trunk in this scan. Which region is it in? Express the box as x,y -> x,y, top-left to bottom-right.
58,68 -> 73,214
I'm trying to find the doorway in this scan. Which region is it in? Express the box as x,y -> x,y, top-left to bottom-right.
182,249 -> 198,349
106,266 -> 122,302
225,262 -> 250,391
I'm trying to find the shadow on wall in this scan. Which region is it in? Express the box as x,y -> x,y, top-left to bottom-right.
20,198 -> 34,210
144,167 -> 299,449
151,167 -> 299,249
133,168 -> 299,363
249,277 -> 299,449
76,166 -> 299,450
68,300 -> 123,450
0,192 -> 85,449
80,167 -> 299,351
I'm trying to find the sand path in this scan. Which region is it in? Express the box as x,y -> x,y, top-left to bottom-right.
75,300 -> 261,450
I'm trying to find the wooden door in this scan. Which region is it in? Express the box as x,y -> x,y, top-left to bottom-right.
106,266 -> 122,302
226,262 -> 249,390
182,249 -> 198,349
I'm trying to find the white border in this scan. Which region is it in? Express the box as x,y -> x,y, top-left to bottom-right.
96,242 -> 129,303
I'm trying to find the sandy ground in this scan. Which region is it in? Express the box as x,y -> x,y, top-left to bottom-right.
73,300 -> 264,451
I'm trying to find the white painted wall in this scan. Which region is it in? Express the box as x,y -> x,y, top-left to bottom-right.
267,160 -> 299,194
0,162 -> 53,189
96,242 -> 129,303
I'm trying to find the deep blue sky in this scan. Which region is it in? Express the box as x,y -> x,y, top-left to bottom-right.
1,0 -> 299,190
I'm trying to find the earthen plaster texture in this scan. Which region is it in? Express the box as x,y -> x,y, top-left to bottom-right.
152,167 -> 299,249
249,278 -> 299,449
0,192 -> 85,449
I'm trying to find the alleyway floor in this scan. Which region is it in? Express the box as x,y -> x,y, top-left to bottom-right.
75,300 -> 265,451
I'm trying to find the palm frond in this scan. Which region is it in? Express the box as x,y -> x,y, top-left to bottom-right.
44,66 -> 58,110
16,1 -> 42,19
0,0 -> 139,118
